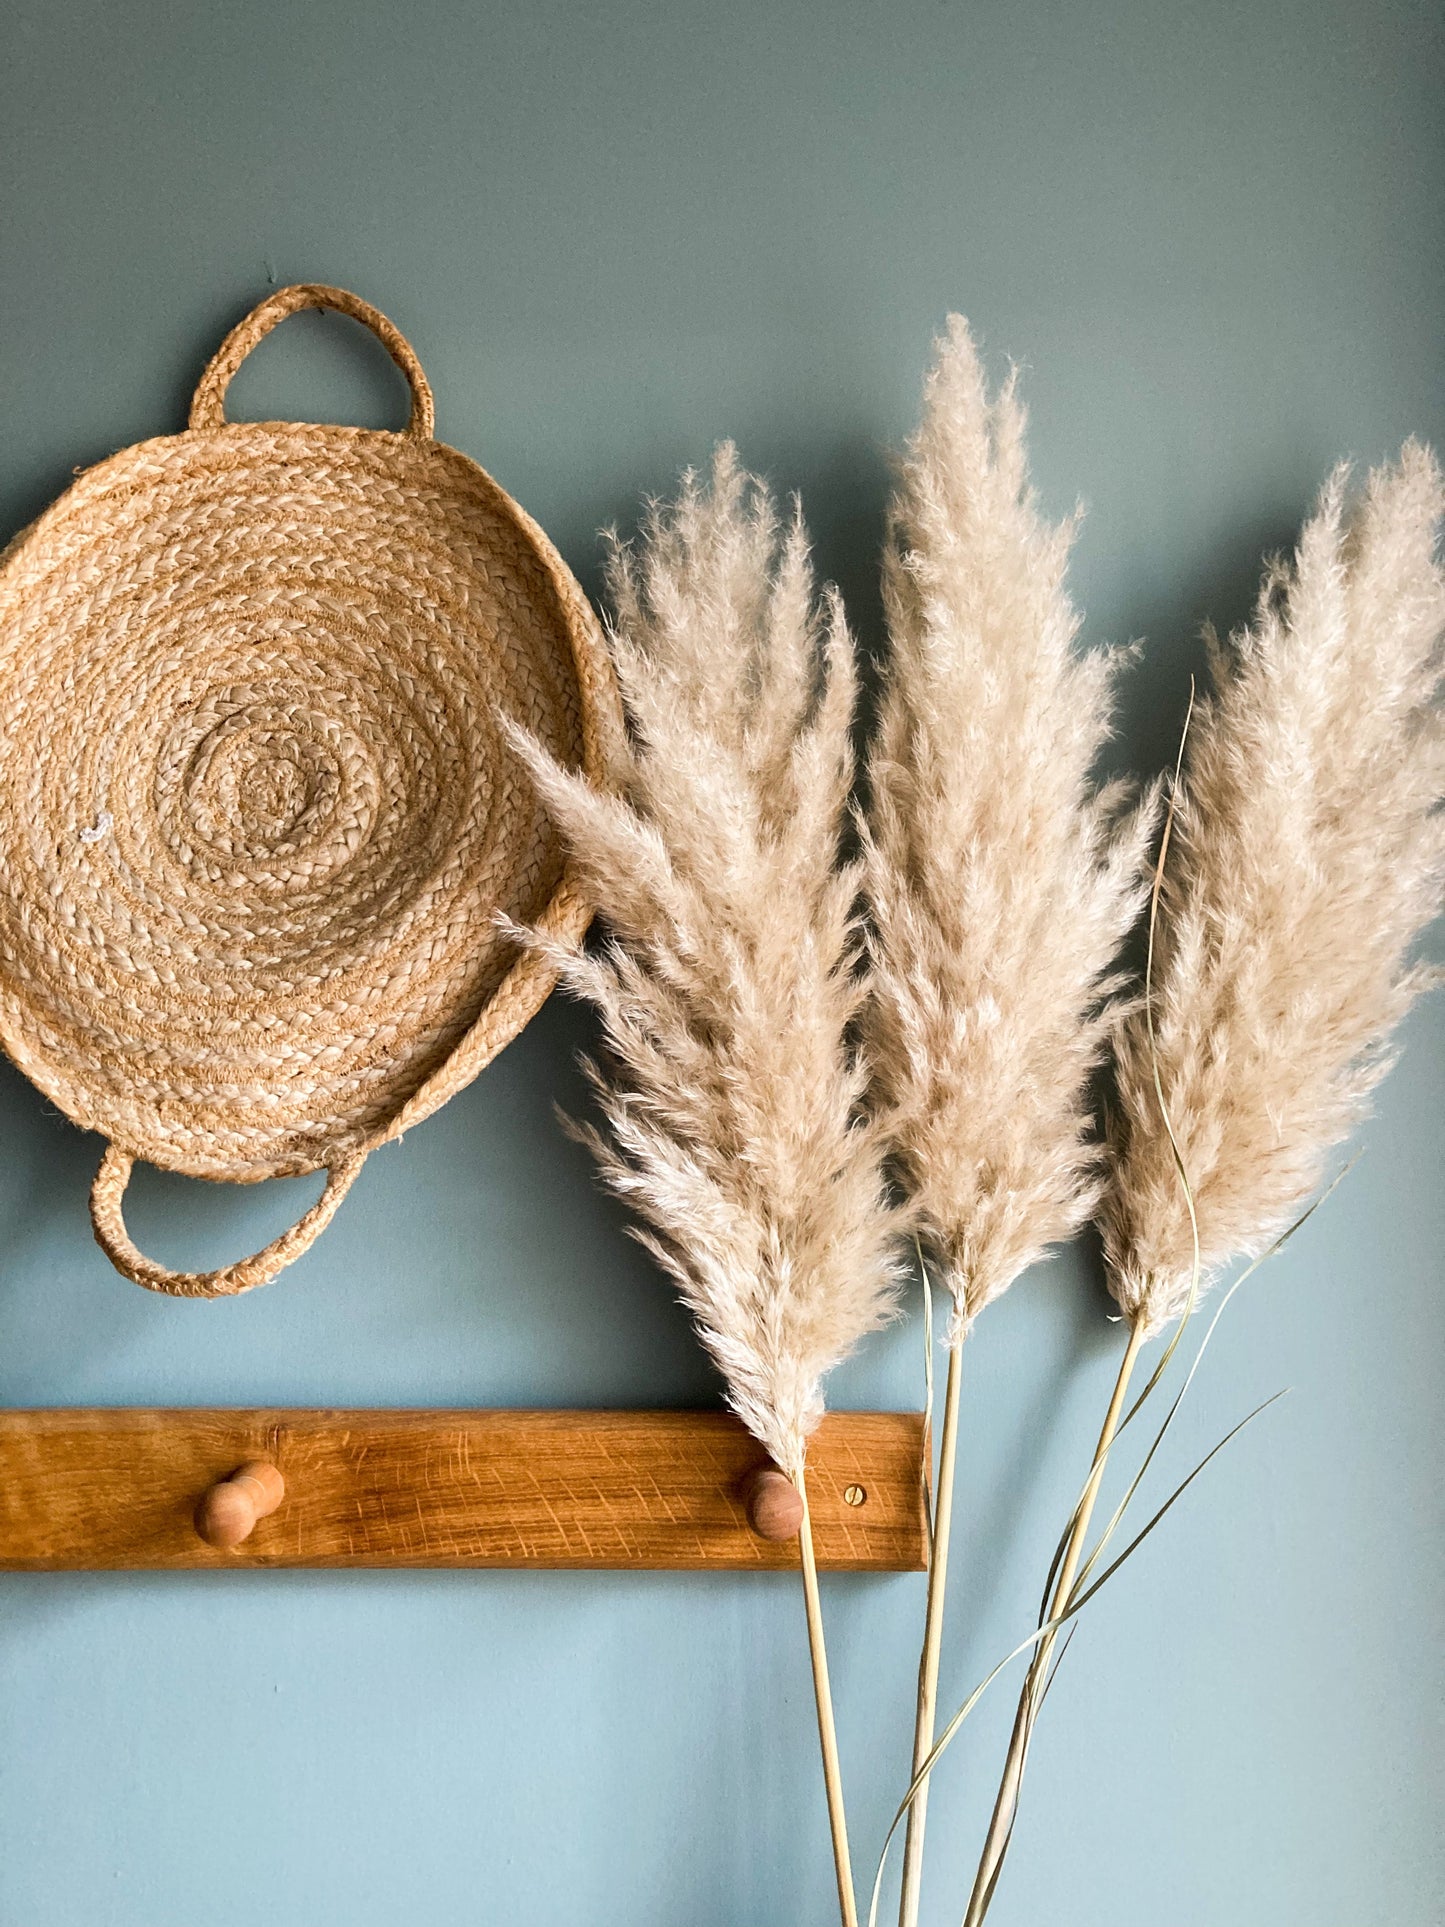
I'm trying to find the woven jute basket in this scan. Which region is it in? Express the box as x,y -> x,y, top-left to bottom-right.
0,283 -> 619,1297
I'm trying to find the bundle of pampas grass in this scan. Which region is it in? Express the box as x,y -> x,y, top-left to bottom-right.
963,443 -> 1445,1921
508,446 -> 902,1927
862,316 -> 1157,1927
511,330 -> 1443,1927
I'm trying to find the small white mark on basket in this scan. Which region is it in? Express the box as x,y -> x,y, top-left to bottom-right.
78,811 -> 113,845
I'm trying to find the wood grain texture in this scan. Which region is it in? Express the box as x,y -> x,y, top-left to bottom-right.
0,1409 -> 929,1571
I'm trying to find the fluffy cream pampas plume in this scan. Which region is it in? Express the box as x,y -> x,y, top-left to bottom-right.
1103,443 -> 1445,1335
510,445 -> 901,1480
866,317 -> 1156,1333
862,317 -> 1155,1927
509,446 -> 901,1927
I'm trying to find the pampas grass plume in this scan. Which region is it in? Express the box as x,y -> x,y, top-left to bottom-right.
509,446 -> 902,1482
865,317 -> 1157,1333
1103,444 -> 1445,1334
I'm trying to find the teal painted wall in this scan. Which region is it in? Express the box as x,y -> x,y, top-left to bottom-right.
1,4 -> 1441,1922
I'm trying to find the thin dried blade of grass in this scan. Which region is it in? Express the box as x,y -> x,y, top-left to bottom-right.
1074,1166 -> 1350,1603
864,1387 -> 1278,1927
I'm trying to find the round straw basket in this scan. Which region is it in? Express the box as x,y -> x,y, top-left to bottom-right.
0,283 -> 619,1297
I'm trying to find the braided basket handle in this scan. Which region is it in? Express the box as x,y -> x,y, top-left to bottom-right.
188,283 -> 435,439
90,1145 -> 367,1298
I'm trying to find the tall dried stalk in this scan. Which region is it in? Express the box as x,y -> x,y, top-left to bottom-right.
863,317 -> 1155,1927
966,445 -> 1445,1919
509,447 -> 902,1927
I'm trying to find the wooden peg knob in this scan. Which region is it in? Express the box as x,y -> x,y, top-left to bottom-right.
196,1459 -> 285,1550
744,1465 -> 805,1542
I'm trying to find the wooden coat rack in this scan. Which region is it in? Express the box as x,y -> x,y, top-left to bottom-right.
0,1408 -> 929,1572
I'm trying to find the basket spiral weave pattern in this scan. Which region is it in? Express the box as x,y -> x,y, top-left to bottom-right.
0,284 -> 618,1295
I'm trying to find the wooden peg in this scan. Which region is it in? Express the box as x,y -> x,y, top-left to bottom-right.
744,1464 -> 805,1542
196,1459 -> 285,1550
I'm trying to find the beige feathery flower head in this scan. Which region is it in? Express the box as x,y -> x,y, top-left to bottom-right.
509,446 -> 902,1479
1103,444 -> 1445,1335
865,316 -> 1156,1336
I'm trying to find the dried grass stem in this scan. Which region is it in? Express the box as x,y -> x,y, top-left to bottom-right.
897,1337 -> 964,1927
963,1320 -> 1145,1924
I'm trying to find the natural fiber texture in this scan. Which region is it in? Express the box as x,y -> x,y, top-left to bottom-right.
0,284 -> 619,1295
865,317 -> 1156,1335
1102,445 -> 1445,1335
510,448 -> 902,1480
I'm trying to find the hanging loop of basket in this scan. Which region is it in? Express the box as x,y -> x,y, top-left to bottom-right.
0,283 -> 620,1297
89,1145 -> 368,1299
187,282 -> 437,439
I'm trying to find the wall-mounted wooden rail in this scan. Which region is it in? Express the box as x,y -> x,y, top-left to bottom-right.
0,1408 -> 929,1572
